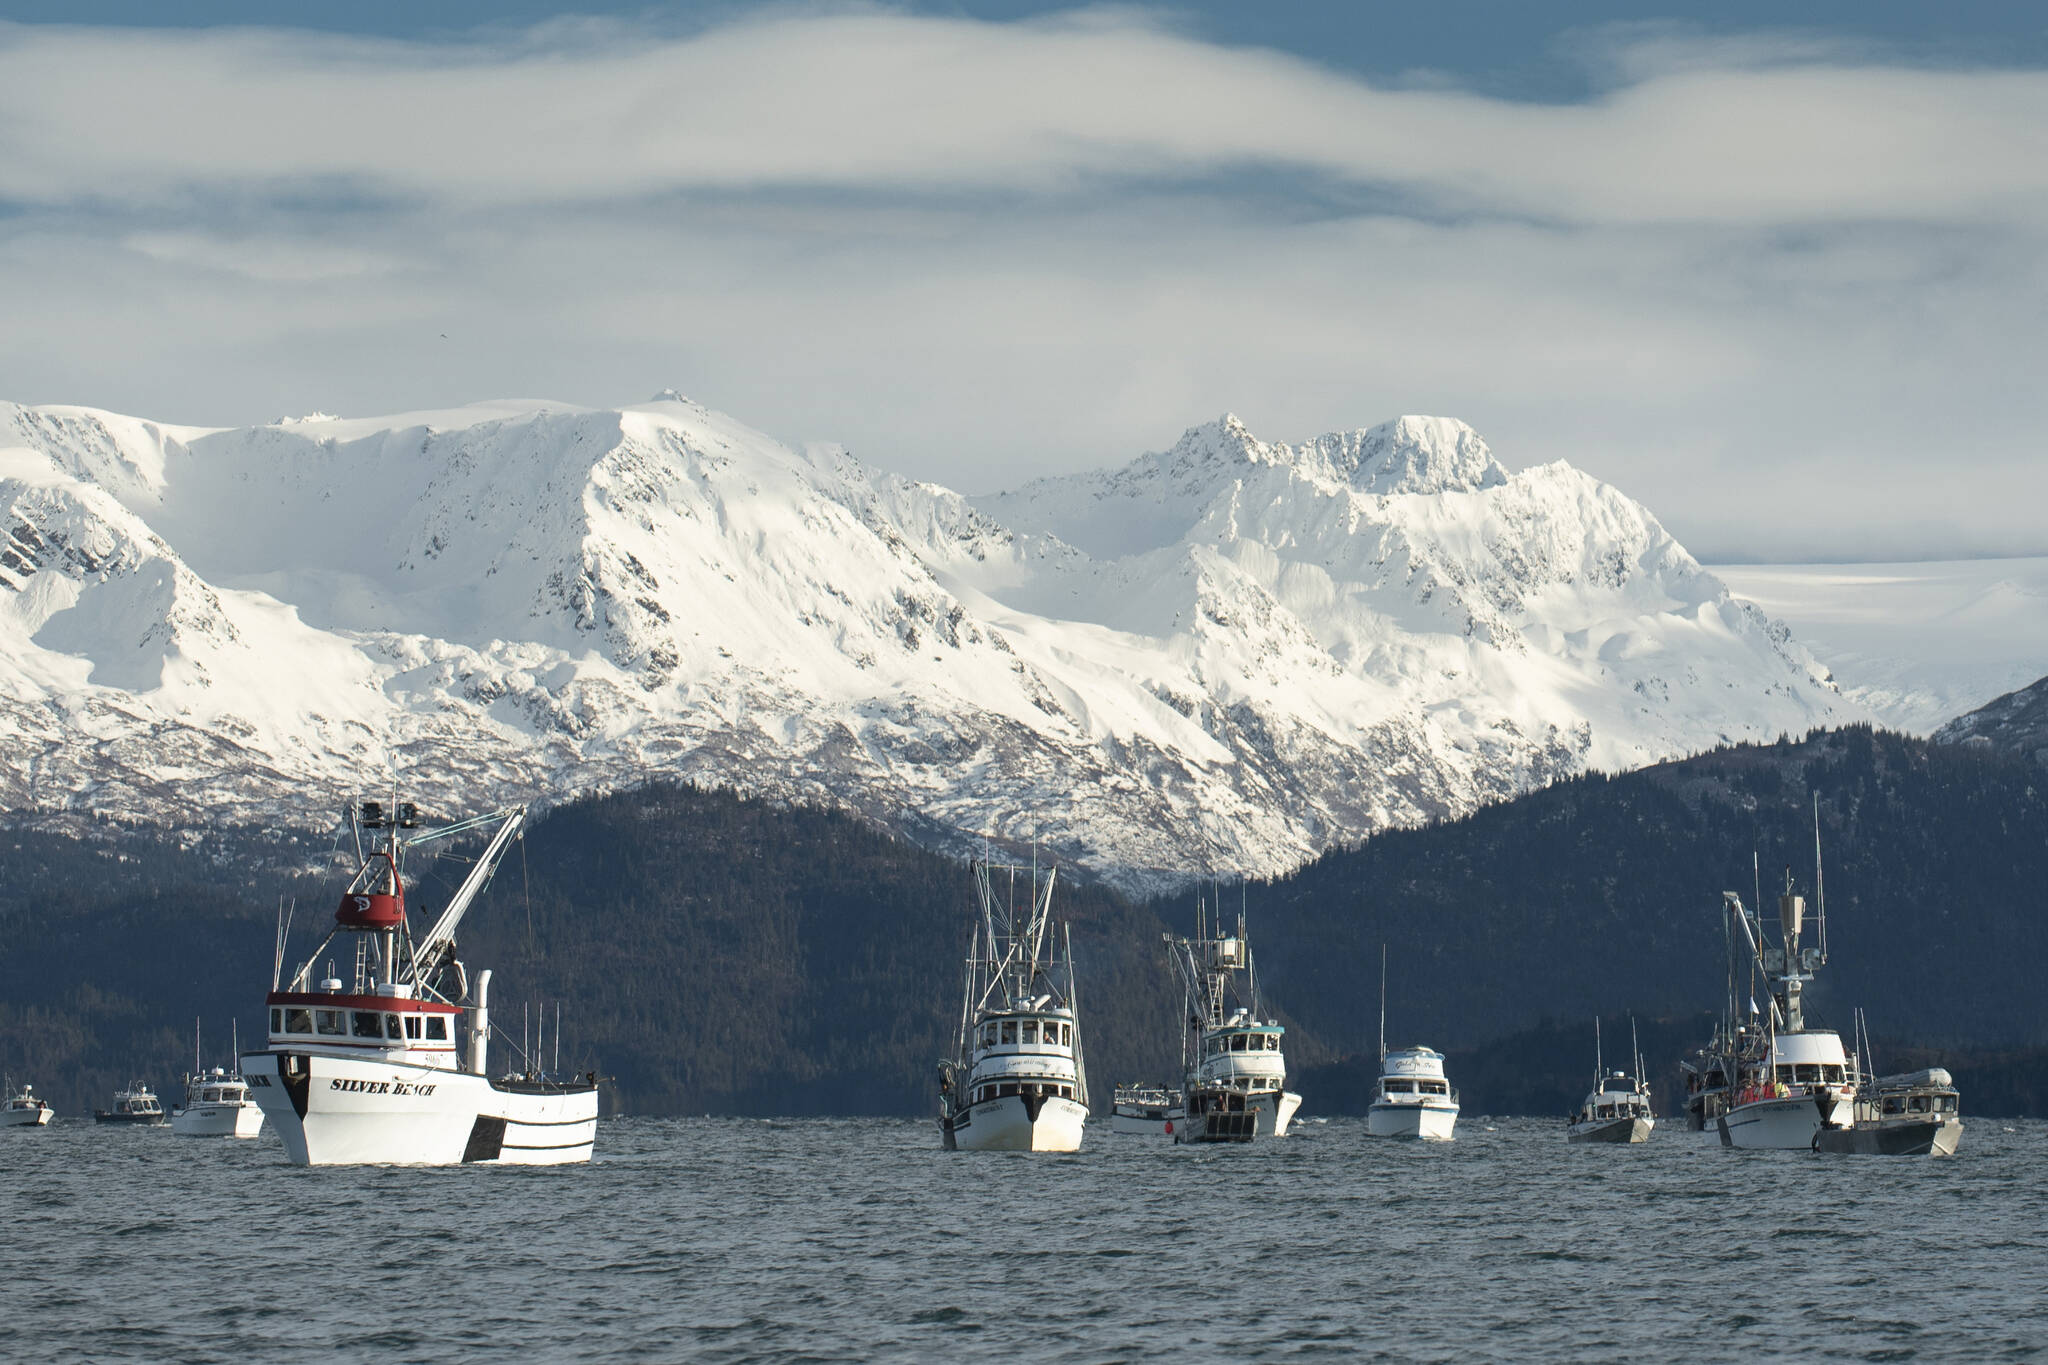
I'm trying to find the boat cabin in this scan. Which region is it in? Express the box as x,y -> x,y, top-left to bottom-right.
1202,1027 -> 1283,1057
966,1006 -> 1081,1106
975,1014 -> 1076,1051
266,989 -> 462,1065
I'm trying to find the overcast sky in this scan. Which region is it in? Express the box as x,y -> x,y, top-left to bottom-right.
4,2 -> 2046,561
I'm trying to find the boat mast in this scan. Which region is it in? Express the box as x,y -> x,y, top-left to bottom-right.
408,806 -> 528,991
1813,793 -> 1828,964
1378,943 -> 1387,1066
1594,1015 -> 1603,1088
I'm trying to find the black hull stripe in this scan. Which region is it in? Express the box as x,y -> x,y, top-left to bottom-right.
500,1138 -> 596,1152
502,1114 -> 601,1128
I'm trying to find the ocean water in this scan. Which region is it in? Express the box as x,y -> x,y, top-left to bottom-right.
3,1115 -> 2045,1362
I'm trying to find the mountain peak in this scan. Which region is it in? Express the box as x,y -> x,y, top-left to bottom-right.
1164,412 -> 1274,469
1302,415 -> 1507,496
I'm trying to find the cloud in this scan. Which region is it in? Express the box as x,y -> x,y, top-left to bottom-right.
1,9 -> 2045,560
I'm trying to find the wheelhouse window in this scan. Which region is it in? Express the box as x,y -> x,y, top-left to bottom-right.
1230,1035 -> 1247,1052
1265,1035 -> 1278,1051
1386,1079 -> 1416,1093
1020,1021 -> 1037,1044
286,1008 -> 314,1034
424,1017 -> 449,1041
352,1011 -> 384,1039
315,1009 -> 344,1035
982,1024 -> 998,1047
1794,1064 -> 1820,1084
1001,1022 -> 1016,1045
404,1016 -> 422,1039
269,1008 -> 283,1033
384,1014 -> 403,1039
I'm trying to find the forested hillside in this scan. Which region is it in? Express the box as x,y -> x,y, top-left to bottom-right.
0,789 -> 1194,1118
1248,725 -> 2048,1061
3,725 -> 2046,1119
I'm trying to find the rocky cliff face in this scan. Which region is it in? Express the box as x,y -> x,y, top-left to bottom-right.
0,395 -> 1849,887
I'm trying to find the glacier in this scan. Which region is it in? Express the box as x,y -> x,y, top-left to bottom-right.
0,395 -> 1851,887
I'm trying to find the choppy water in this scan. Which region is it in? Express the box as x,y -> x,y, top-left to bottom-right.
4,1115 -> 2045,1361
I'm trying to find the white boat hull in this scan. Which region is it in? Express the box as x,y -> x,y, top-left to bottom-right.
1368,1100 -> 1458,1141
945,1094 -> 1086,1152
1110,1109 -> 1182,1136
2,1107 -> 54,1127
171,1104 -> 266,1138
1717,1094 -> 1836,1150
242,1050 -> 596,1166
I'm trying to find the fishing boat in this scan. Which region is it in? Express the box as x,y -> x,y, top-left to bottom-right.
1695,873 -> 1859,1150
1165,897 -> 1301,1144
240,799 -> 599,1166
1109,1083 -> 1183,1136
937,858 -> 1090,1152
94,1083 -> 167,1125
1813,1013 -> 1962,1156
2,1080 -> 54,1127
1567,1018 -> 1654,1144
1366,948 -> 1458,1141
172,1068 -> 265,1138
171,1020 -> 265,1138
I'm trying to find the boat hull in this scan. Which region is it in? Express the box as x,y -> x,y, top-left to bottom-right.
1367,1100 -> 1458,1141
1716,1094 -> 1841,1149
1814,1117 -> 1963,1157
93,1111 -> 166,1126
171,1104 -> 266,1138
2,1108 -> 53,1127
242,1050 -> 596,1166
1568,1115 -> 1653,1144
942,1093 -> 1086,1152
1110,1108 -> 1183,1136
1174,1088 -> 1301,1144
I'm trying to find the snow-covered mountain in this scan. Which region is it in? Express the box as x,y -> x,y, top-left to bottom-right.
0,396 -> 1851,886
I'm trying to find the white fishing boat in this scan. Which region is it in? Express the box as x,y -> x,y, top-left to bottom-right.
173,1068 -> 266,1138
1109,1083 -> 1183,1136
94,1082 -> 167,1125
1367,948 -> 1458,1141
2,1079 -> 54,1127
171,1020 -> 265,1138
1700,869 -> 1859,1150
1165,897 -> 1301,1144
1566,1018 -> 1654,1144
240,799 -> 599,1166
938,857 -> 1090,1152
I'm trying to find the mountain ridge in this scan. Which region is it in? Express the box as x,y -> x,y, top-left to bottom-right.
0,394 -> 1851,886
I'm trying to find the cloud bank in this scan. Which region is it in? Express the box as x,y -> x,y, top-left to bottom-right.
2,9 -> 2044,559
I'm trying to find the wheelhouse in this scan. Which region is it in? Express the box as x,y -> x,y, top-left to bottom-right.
266,989 -> 462,1059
